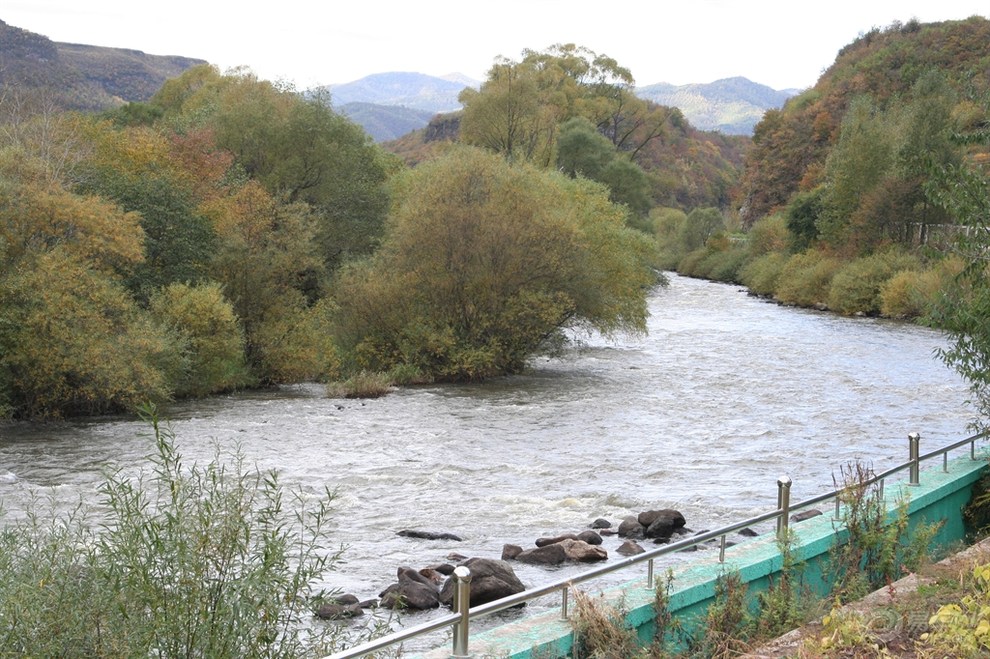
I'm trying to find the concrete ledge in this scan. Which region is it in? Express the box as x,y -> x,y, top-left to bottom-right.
415,452 -> 987,658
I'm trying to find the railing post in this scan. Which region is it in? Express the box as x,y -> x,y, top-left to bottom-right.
909,432 -> 921,486
777,476 -> 791,538
560,586 -> 569,621
719,535 -> 726,563
451,566 -> 472,659
647,558 -> 654,589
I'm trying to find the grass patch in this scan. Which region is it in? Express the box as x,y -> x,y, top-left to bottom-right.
326,370 -> 393,399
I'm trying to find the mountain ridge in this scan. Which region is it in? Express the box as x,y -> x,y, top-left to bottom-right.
326,71 -> 795,140
0,19 -> 206,110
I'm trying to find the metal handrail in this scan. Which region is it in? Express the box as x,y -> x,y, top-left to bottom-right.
326,430 -> 988,659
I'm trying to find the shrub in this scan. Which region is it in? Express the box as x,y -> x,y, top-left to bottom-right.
326,370 -> 393,399
923,563 -> 990,656
827,250 -> 922,316
704,246 -> 749,283
739,252 -> 789,297
0,405 -> 347,657
571,590 -> 641,658
149,282 -> 251,397
774,251 -> 843,308
746,213 -> 791,257
880,255 -> 966,321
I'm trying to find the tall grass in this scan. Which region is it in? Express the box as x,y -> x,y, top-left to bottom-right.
0,403 -> 350,657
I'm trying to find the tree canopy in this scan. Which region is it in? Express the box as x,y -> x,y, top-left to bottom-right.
331,147 -> 658,381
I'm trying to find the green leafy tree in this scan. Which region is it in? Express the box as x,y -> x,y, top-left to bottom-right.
194,73 -> 394,271
680,207 -> 726,252
926,158 -> 990,429
817,96 -> 896,251
332,147 -> 656,380
599,157 -> 652,218
556,117 -> 614,179
81,172 -> 217,300
556,117 -> 653,220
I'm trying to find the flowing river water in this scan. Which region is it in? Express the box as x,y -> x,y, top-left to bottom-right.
0,273 -> 979,649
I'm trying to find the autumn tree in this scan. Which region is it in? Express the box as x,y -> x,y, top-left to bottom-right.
459,44 -> 664,168
148,282 -> 250,397
0,247 -> 174,418
332,147 -> 656,380
155,69 -> 395,272
202,181 -> 336,383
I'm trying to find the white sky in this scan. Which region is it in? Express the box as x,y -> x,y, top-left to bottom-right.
5,1 -> 989,91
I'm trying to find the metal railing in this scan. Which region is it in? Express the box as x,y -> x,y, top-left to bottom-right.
327,430 -> 988,659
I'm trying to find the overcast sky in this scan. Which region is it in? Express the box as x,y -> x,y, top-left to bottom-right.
5,1 -> 989,91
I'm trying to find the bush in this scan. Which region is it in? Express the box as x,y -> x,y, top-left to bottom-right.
746,213 -> 791,257
149,282 -> 251,397
681,244 -> 748,283
739,252 -> 789,297
827,250 -> 922,316
922,563 -> 990,656
774,251 -> 843,308
881,256 -> 965,320
326,370 -> 393,399
0,405 -> 348,657
653,207 -> 689,270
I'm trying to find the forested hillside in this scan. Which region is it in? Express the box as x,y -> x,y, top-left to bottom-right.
737,16 -> 990,229
655,16 -> 990,425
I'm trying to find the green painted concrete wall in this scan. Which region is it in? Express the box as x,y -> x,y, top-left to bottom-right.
415,451 -> 987,659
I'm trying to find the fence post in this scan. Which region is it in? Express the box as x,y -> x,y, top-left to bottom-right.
451,566 -> 472,659
909,432 -> 921,486
777,476 -> 792,538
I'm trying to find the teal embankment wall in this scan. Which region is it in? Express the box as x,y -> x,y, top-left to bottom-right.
416,451 -> 987,659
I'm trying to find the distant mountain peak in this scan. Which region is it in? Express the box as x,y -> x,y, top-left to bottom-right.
636,76 -> 797,135
320,72 -> 471,114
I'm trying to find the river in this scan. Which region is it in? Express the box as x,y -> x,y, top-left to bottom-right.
0,273 -> 978,648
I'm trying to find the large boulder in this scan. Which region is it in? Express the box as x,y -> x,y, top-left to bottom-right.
558,539 -> 607,562
515,542 -> 567,566
315,594 -> 364,620
535,533 -> 578,547
439,558 -> 525,607
617,516 -> 645,538
379,568 -> 440,610
791,509 -> 823,523
535,530 -> 602,547
617,540 -> 645,556
641,510 -> 686,539
577,530 -> 603,545
315,602 -> 364,619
